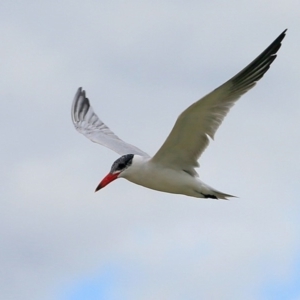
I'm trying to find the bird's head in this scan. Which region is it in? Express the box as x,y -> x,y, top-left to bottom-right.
95,154 -> 134,192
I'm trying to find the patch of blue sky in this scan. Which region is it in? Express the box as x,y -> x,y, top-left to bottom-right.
261,259 -> 300,300
60,264 -> 127,300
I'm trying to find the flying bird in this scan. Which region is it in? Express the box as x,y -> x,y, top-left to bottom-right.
72,30 -> 286,199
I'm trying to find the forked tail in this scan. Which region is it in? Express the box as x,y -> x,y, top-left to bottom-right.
199,190 -> 236,200
197,181 -> 237,200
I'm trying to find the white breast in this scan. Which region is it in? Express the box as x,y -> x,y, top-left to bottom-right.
120,155 -> 202,196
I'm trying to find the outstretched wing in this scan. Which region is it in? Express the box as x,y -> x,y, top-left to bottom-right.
71,88 -> 149,157
151,30 -> 286,175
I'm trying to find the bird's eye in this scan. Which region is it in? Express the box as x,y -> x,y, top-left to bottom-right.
118,163 -> 125,169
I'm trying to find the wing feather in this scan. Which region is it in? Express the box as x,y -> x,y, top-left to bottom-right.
151,30 -> 287,174
71,88 -> 149,157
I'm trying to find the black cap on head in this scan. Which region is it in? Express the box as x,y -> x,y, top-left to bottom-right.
110,154 -> 134,173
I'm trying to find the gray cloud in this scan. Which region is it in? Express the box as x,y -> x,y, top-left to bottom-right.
1,1 -> 299,299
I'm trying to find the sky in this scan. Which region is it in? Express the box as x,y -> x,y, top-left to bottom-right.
1,1 -> 300,299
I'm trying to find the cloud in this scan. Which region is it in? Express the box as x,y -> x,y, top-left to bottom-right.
1,1 -> 300,299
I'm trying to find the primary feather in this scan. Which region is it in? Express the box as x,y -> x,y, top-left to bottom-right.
151,30 -> 286,176
72,88 -> 149,157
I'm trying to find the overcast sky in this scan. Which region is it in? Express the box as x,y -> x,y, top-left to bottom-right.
1,1 -> 300,300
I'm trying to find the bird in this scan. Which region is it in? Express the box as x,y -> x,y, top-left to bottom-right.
72,30 -> 286,200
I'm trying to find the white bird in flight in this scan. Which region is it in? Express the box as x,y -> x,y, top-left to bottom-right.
72,30 -> 286,199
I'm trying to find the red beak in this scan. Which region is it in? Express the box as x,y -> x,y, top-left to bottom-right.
95,172 -> 119,192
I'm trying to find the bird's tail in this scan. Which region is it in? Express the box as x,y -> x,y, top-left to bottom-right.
197,181 -> 237,200
211,190 -> 236,200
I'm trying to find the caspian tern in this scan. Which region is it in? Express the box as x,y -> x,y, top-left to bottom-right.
72,30 -> 286,199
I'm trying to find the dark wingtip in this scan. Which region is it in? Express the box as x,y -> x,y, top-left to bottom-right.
77,87 -> 84,97
279,29 -> 287,39
274,29 -> 287,46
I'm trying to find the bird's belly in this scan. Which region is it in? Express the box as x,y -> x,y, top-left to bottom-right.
125,166 -> 197,195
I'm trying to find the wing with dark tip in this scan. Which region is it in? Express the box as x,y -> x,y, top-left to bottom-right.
71,88 -> 150,157
151,30 -> 287,175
